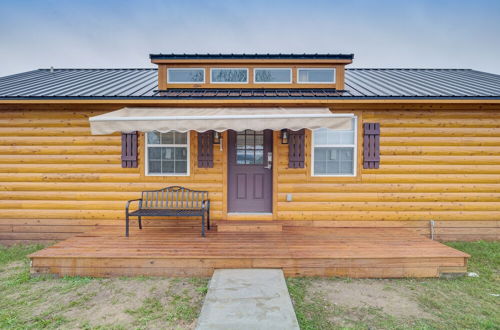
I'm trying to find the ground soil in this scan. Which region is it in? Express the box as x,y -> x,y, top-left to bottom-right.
308,278 -> 435,322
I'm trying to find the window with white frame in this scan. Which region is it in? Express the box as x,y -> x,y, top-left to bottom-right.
298,68 -> 336,83
211,68 -> 248,83
146,131 -> 189,175
254,68 -> 292,83
312,118 -> 357,176
167,68 -> 204,83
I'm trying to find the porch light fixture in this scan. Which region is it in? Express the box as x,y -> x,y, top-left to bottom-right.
280,129 -> 288,144
213,131 -> 221,144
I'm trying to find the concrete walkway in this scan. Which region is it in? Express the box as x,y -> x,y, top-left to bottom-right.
196,269 -> 300,330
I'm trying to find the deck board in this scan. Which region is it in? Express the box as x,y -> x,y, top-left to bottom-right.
29,226 -> 469,278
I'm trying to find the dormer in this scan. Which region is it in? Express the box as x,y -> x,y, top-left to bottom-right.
150,53 -> 354,91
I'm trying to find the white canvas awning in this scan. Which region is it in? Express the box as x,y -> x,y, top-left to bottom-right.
89,107 -> 354,135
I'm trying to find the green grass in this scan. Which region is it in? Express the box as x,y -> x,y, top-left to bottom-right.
288,241 -> 500,330
0,243 -> 208,329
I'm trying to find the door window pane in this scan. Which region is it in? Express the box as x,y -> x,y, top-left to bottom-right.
235,130 -> 265,165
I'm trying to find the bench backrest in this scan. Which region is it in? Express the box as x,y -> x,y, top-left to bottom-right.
141,186 -> 208,209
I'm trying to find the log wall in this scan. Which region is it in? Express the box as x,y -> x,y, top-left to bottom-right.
0,103 -> 499,244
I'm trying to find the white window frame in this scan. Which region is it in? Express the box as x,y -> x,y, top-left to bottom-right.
167,68 -> 205,84
253,68 -> 292,84
145,131 -> 190,177
297,68 -> 336,84
311,116 -> 357,177
210,68 -> 249,84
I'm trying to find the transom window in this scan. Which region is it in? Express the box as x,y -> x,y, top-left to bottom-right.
211,68 -> 248,83
254,68 -> 292,83
298,68 -> 336,83
312,117 -> 357,176
236,130 -> 264,165
167,68 -> 204,83
146,131 -> 189,176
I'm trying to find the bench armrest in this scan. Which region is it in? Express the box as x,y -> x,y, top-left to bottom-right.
126,198 -> 142,214
202,199 -> 210,211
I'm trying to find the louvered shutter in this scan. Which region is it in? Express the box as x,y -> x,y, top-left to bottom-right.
288,129 -> 306,168
121,132 -> 138,168
363,123 -> 380,169
198,131 -> 214,168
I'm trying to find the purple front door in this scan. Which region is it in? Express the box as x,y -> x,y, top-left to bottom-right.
228,130 -> 273,213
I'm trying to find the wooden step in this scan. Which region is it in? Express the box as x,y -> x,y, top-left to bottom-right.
216,221 -> 283,232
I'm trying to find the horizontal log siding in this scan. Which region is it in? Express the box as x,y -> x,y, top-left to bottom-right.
0,104 -> 499,243
275,105 -> 500,241
0,105 -> 224,243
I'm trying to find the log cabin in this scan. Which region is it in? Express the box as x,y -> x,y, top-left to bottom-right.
0,53 -> 498,277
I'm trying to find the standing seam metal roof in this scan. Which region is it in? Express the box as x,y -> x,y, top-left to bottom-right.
0,68 -> 499,99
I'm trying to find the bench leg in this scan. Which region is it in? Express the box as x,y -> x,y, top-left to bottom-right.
125,213 -> 129,237
138,216 -> 142,230
201,213 -> 206,237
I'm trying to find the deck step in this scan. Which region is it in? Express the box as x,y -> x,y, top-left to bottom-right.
216,221 -> 283,232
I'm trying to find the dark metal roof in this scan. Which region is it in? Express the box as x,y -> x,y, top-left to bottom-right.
1,68 -> 499,100
150,53 -> 354,60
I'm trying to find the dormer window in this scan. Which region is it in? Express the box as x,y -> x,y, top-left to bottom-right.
211,68 -> 248,83
167,68 -> 204,83
254,68 -> 292,83
298,68 -> 336,84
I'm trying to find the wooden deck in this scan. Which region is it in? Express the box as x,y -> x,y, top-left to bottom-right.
29,226 -> 470,278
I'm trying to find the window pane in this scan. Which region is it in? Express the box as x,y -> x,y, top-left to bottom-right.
168,69 -> 204,83
298,69 -> 335,83
314,147 -> 354,175
211,69 -> 248,83
175,147 -> 187,160
245,151 -> 255,164
255,69 -> 291,83
175,161 -> 187,174
313,128 -> 328,145
147,132 -> 161,144
339,131 -> 355,144
147,132 -> 189,175
161,147 -> 174,160
161,161 -> 174,173
236,149 -> 246,164
148,160 -> 161,173
237,134 -> 245,147
160,132 -> 174,144
314,160 -> 327,175
148,147 -> 161,160
255,150 -> 264,164
174,132 -> 187,144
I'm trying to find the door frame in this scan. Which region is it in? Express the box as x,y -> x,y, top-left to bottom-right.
223,130 -> 278,220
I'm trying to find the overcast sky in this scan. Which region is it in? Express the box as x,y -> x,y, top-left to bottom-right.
0,0 -> 499,76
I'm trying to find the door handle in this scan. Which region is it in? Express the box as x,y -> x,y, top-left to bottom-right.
264,152 -> 272,169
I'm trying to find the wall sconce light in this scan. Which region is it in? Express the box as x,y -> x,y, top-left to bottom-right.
280,129 -> 289,144
213,131 -> 221,144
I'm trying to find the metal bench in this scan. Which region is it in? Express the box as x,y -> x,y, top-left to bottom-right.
125,186 -> 210,237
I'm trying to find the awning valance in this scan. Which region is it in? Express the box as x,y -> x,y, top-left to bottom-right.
89,107 -> 354,135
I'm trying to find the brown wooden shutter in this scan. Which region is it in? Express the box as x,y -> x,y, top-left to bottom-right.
288,129 -> 305,168
121,132 -> 138,168
363,123 -> 380,169
198,131 -> 214,168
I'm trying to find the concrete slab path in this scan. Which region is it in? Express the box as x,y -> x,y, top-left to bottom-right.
196,269 -> 300,330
